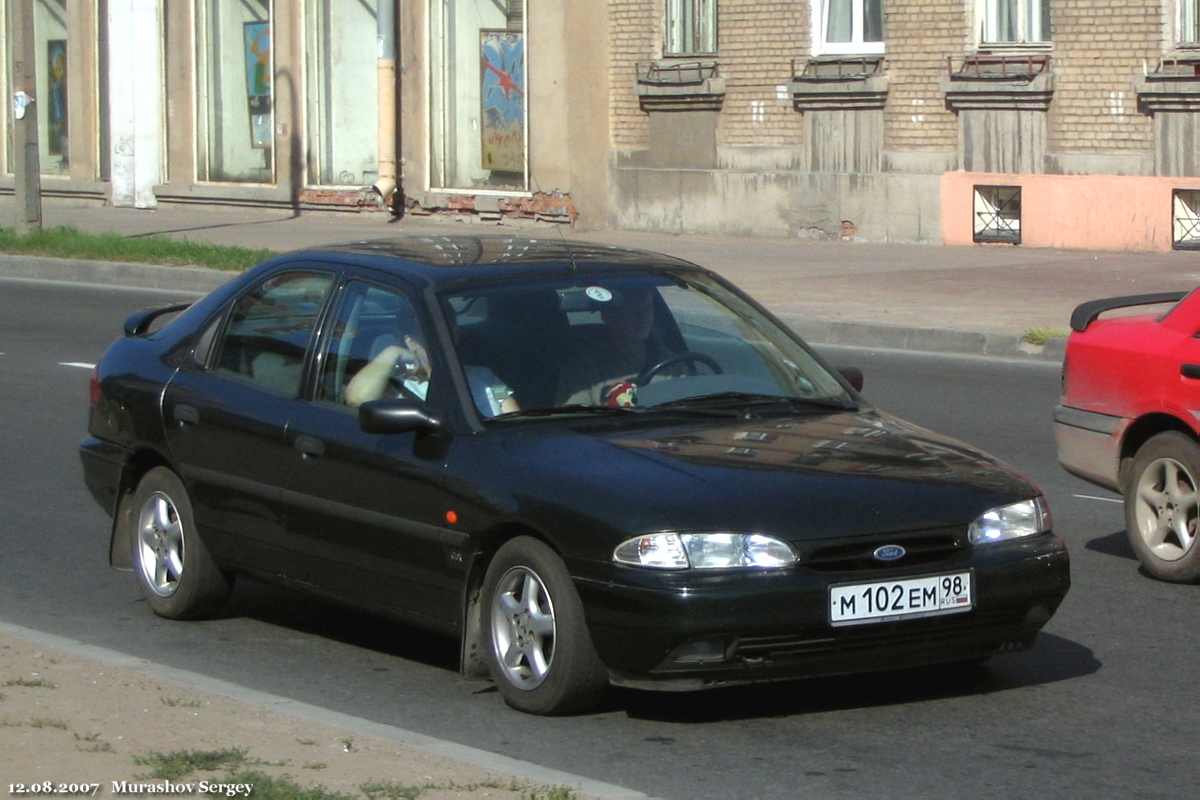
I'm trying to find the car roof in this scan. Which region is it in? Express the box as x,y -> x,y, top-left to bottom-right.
271,234 -> 707,287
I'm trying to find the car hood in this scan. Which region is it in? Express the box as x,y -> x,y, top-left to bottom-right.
493,407 -> 1035,544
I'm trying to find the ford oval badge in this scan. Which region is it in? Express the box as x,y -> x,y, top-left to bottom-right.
873,544 -> 906,562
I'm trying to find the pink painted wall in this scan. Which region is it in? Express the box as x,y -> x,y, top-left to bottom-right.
941,172 -> 1200,252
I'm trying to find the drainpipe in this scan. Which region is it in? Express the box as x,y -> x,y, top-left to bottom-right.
372,0 -> 397,209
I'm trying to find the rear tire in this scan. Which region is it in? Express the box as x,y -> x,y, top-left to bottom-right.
481,537 -> 608,715
1124,432 -> 1200,583
128,467 -> 233,618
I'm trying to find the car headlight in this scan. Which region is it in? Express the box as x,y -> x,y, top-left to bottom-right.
613,532 -> 797,570
968,497 -> 1052,545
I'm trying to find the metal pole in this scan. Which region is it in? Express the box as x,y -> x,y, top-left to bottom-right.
12,0 -> 43,233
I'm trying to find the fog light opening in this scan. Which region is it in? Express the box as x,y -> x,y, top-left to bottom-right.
1023,602 -> 1053,625
668,638 -> 731,665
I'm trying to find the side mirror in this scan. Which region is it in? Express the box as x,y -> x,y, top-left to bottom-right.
358,399 -> 442,434
837,367 -> 864,392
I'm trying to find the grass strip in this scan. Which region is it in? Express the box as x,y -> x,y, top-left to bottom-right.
0,225 -> 274,272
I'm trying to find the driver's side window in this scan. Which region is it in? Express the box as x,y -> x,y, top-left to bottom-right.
317,281 -> 429,408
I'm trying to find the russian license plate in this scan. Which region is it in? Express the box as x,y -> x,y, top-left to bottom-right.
829,571 -> 973,627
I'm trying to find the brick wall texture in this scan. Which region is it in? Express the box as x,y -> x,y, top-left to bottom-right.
715,0 -> 806,146
610,0 -> 658,148
1049,0 -> 1159,154
608,1 -> 1171,161
883,1 -> 964,152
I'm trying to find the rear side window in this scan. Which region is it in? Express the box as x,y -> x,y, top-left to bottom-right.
214,271 -> 334,395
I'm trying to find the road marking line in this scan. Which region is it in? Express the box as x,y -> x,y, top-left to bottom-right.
1073,494 -> 1122,504
59,362 -> 96,369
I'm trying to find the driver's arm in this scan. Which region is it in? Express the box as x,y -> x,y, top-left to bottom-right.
345,345 -> 407,408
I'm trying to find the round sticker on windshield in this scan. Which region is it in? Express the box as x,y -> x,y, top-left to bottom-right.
585,286 -> 613,303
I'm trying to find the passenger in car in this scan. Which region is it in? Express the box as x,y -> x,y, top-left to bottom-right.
557,285 -> 666,407
345,331 -> 519,418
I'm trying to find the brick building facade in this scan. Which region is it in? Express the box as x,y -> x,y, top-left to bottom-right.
4,1 -> 1199,251
610,0 -> 1200,250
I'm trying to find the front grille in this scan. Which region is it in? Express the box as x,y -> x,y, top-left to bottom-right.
805,527 -> 965,572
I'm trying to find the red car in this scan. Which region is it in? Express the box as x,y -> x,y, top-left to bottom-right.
1055,289 -> 1200,582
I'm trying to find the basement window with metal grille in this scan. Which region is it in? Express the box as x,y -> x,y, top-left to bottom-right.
973,185 -> 1022,244
1174,189 -> 1200,250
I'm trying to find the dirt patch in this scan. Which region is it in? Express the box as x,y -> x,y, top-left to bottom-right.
0,633 -> 595,799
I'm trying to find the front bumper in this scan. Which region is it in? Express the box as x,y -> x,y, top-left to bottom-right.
573,533 -> 1070,689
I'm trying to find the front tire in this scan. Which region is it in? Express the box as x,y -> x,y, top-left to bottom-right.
481,537 -> 608,715
128,467 -> 233,618
1124,432 -> 1200,583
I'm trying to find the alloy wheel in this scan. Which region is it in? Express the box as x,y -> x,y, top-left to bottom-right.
136,491 -> 184,597
490,566 -> 557,689
1133,456 -> 1199,562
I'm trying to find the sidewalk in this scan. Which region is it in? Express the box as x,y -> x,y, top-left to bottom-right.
0,622 -> 642,800
6,196 -> 1200,359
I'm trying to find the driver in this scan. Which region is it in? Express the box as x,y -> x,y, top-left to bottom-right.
557,284 -> 666,407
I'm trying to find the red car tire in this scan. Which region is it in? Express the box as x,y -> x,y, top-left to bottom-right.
1124,432 -> 1200,583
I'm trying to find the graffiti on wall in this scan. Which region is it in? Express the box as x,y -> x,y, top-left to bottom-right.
47,39 -> 68,158
480,30 -> 525,174
244,21 -> 272,150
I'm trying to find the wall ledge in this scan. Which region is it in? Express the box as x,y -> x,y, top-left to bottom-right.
941,73 -> 1054,111
1134,75 -> 1200,113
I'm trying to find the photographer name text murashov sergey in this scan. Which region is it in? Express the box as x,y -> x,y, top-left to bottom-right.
110,781 -> 253,797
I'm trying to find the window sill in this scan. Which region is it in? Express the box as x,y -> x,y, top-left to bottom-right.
636,60 -> 725,111
1135,79 -> 1200,111
1134,52 -> 1200,111
790,57 -> 888,110
942,54 -> 1054,111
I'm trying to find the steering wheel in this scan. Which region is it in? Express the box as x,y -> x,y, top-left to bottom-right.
637,352 -> 722,386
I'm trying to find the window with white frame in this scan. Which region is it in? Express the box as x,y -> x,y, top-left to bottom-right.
978,0 -> 1051,45
814,0 -> 884,56
665,0 -> 717,56
1181,0 -> 1200,45
429,0 -> 528,192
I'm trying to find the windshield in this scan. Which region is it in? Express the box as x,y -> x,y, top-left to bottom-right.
442,270 -> 853,416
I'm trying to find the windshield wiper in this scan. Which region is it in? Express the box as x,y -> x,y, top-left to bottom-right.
495,404 -> 644,419
654,392 -> 857,413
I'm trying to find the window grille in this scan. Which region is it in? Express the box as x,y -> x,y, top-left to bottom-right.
974,185 -> 1022,244
1174,189 -> 1200,250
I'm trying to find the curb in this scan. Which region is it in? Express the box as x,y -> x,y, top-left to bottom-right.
784,315 -> 1067,362
1,254 -> 1066,362
0,254 -> 236,294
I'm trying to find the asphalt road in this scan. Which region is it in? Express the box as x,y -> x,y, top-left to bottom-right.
2,278 -> 1198,799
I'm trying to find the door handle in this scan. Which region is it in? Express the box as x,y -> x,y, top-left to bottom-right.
294,435 -> 325,460
1182,364 -> 1200,380
173,404 -> 199,427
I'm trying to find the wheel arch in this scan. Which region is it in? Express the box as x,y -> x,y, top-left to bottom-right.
1119,415 -> 1200,492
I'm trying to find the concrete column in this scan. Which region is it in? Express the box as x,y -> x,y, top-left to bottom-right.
12,0 -> 42,231
108,0 -> 163,208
